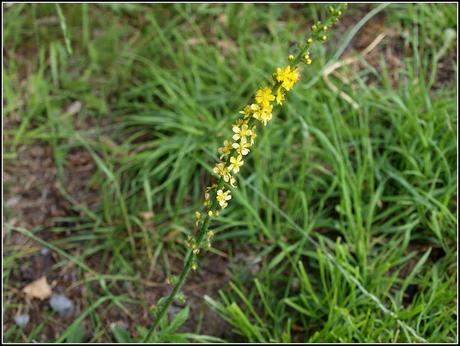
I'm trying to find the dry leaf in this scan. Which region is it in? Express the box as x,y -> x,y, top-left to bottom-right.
23,276 -> 52,300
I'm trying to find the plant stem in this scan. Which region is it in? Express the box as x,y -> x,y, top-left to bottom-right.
143,250 -> 193,342
143,180 -> 223,342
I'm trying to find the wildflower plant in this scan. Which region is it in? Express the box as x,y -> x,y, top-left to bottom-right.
144,4 -> 347,340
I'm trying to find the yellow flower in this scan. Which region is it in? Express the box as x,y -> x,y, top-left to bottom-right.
275,66 -> 300,91
218,140 -> 232,159
240,105 -> 260,119
233,118 -> 248,128
276,87 -> 285,105
255,87 -> 275,106
229,155 -> 244,174
213,162 -> 234,184
232,141 -> 251,156
239,105 -> 252,118
232,124 -> 252,144
242,103 -> 262,120
258,104 -> 273,126
216,189 -> 232,209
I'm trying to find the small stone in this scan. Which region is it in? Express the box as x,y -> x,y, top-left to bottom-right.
40,247 -> 50,256
14,314 -> 30,327
49,294 -> 74,317
110,320 -> 128,330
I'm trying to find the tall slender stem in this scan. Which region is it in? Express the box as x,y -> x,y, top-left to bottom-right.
143,181 -> 222,342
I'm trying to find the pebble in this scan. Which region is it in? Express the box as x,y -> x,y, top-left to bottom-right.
14,314 -> 30,327
49,294 -> 74,317
40,247 -> 50,256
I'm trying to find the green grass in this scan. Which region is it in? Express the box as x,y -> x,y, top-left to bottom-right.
3,3 -> 457,343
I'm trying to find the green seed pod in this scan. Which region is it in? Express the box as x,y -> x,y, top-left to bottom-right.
167,275 -> 179,285
176,292 -> 186,305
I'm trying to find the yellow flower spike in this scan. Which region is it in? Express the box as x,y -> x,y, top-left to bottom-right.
276,87 -> 286,105
144,6 -> 349,335
216,189 -> 232,209
232,141 -> 251,156
228,155 -> 244,174
232,124 -> 252,144
255,87 -> 275,106
218,140 -> 233,159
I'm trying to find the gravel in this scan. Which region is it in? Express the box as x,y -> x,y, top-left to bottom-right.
14,314 -> 30,327
49,294 -> 74,317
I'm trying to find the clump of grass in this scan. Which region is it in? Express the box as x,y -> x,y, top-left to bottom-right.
144,4 -> 348,341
